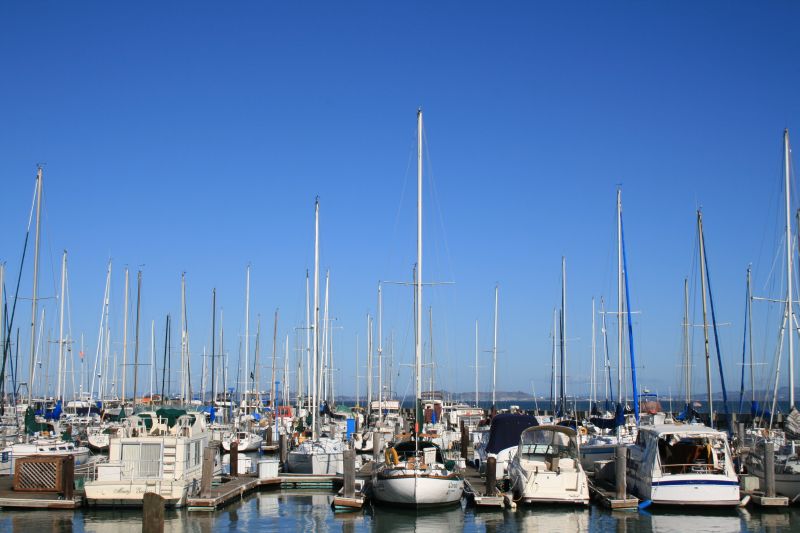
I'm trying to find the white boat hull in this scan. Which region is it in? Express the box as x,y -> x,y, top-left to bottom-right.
286,450 -> 343,475
372,471 -> 463,506
85,479 -> 188,507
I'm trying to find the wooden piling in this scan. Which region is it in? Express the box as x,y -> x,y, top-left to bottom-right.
201,446 -> 215,496
142,493 -> 165,533
267,425 -> 273,446
280,433 -> 288,464
486,456 -> 497,497
615,445 -> 627,500
372,432 -> 381,462
343,449 -> 355,498
460,421 -> 469,460
230,440 -> 239,476
765,441 -> 775,498
62,455 -> 74,501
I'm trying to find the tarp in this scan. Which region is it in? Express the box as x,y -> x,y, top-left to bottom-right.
590,403 -> 625,430
485,413 -> 539,454
24,407 -> 50,435
44,400 -> 62,421
155,407 -> 186,427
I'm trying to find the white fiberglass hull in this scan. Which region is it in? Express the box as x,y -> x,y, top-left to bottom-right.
630,474 -> 740,506
508,461 -> 590,505
85,479 -> 188,507
286,449 -> 343,475
372,470 -> 463,506
0,443 -> 91,475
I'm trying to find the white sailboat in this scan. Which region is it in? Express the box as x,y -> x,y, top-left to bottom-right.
286,198 -> 345,474
371,109 -> 463,507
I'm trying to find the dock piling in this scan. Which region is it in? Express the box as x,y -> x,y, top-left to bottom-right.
201,446 -> 215,496
230,441 -> 239,476
372,432 -> 381,462
143,493 -> 165,533
280,433 -> 288,464
615,445 -> 627,500
486,456 -> 497,496
765,441 -> 775,498
460,421 -> 469,460
343,449 -> 355,498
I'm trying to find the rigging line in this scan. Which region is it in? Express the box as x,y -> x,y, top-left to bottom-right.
385,129 -> 416,283
0,175 -> 38,413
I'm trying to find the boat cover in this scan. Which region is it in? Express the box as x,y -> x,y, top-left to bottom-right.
485,413 -> 538,454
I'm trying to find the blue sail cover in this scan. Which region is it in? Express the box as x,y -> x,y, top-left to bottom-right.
590,403 -> 625,430
620,218 -> 640,423
485,413 -> 538,454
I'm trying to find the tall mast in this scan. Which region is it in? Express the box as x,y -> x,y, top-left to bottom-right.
560,258 -> 567,414
150,320 -> 155,399
367,314 -> 372,419
591,297 -> 596,411
312,198 -> 320,439
28,168 -> 42,407
416,109 -> 423,409
684,277 -> 691,405
271,310 -> 278,408
378,282 -> 383,425
616,187 -> 623,405
698,210 -> 714,427
57,251 -> 67,402
181,272 -> 187,405
474,320 -> 479,408
211,288 -> 216,405
121,268 -> 129,403
747,266 -> 755,406
785,129 -> 795,408
305,270 -> 310,409
551,308 -> 557,414
492,284 -> 499,408
244,265 -> 251,408
133,270 -> 142,405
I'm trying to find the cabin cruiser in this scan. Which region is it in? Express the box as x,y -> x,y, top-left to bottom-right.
627,423 -> 739,506
371,439 -> 463,506
0,438 -> 91,475
508,425 -> 589,505
84,411 -> 213,507
221,429 -> 263,452
286,436 -> 344,474
474,413 -> 538,481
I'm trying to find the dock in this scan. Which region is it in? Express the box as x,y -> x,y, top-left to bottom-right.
588,479 -> 639,510
462,463 -> 504,509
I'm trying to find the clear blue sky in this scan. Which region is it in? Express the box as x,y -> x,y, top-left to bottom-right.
2,2 -> 800,404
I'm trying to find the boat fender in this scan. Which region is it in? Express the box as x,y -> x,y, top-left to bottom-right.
385,447 -> 399,465
638,499 -> 652,510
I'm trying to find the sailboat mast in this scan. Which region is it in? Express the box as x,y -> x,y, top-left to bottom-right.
698,210 -> 714,427
551,308 -> 557,414
492,284 -> 498,408
133,270 -> 141,405
747,267 -> 755,405
244,265 -> 251,408
785,129 -> 795,408
416,108 -> 423,410
271,309 -> 278,408
121,268 -> 129,403
378,282 -> 383,425
312,199 -> 320,439
616,188 -> 623,405
211,288 -> 216,405
684,277 -> 691,405
305,271 -> 310,409
28,168 -> 42,407
57,251 -> 67,402
591,297 -> 596,412
475,320 -> 479,408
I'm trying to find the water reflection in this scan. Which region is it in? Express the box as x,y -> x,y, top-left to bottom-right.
2,493 -> 800,532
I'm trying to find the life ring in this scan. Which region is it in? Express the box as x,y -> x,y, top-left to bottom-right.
385,447 -> 399,466
579,427 -> 588,436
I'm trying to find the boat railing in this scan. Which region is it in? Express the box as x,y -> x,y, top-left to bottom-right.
660,463 -> 724,475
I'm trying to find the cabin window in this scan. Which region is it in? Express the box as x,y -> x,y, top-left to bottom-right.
657,436 -> 722,475
121,442 -> 162,478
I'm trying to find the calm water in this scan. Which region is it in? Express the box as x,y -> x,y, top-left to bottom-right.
1,492 -> 799,532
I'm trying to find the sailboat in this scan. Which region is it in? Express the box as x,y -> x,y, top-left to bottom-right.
286,198 -> 345,475
371,109 -> 463,506
746,129 -> 800,499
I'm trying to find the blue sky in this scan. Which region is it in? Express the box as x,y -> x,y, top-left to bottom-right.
2,2 -> 800,404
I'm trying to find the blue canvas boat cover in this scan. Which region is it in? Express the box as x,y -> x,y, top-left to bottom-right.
486,413 -> 538,454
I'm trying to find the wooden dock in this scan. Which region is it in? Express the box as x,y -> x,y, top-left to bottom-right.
187,475 -> 282,511
462,464 -> 504,509
588,479 -> 638,510
0,476 -> 83,510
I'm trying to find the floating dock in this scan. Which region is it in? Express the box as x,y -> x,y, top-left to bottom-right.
462,464 -> 504,509
588,479 -> 639,510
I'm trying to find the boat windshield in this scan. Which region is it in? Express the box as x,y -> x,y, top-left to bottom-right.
657,434 -> 725,475
519,428 -> 577,461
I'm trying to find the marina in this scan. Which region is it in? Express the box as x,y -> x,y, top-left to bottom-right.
4,2 -> 800,532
